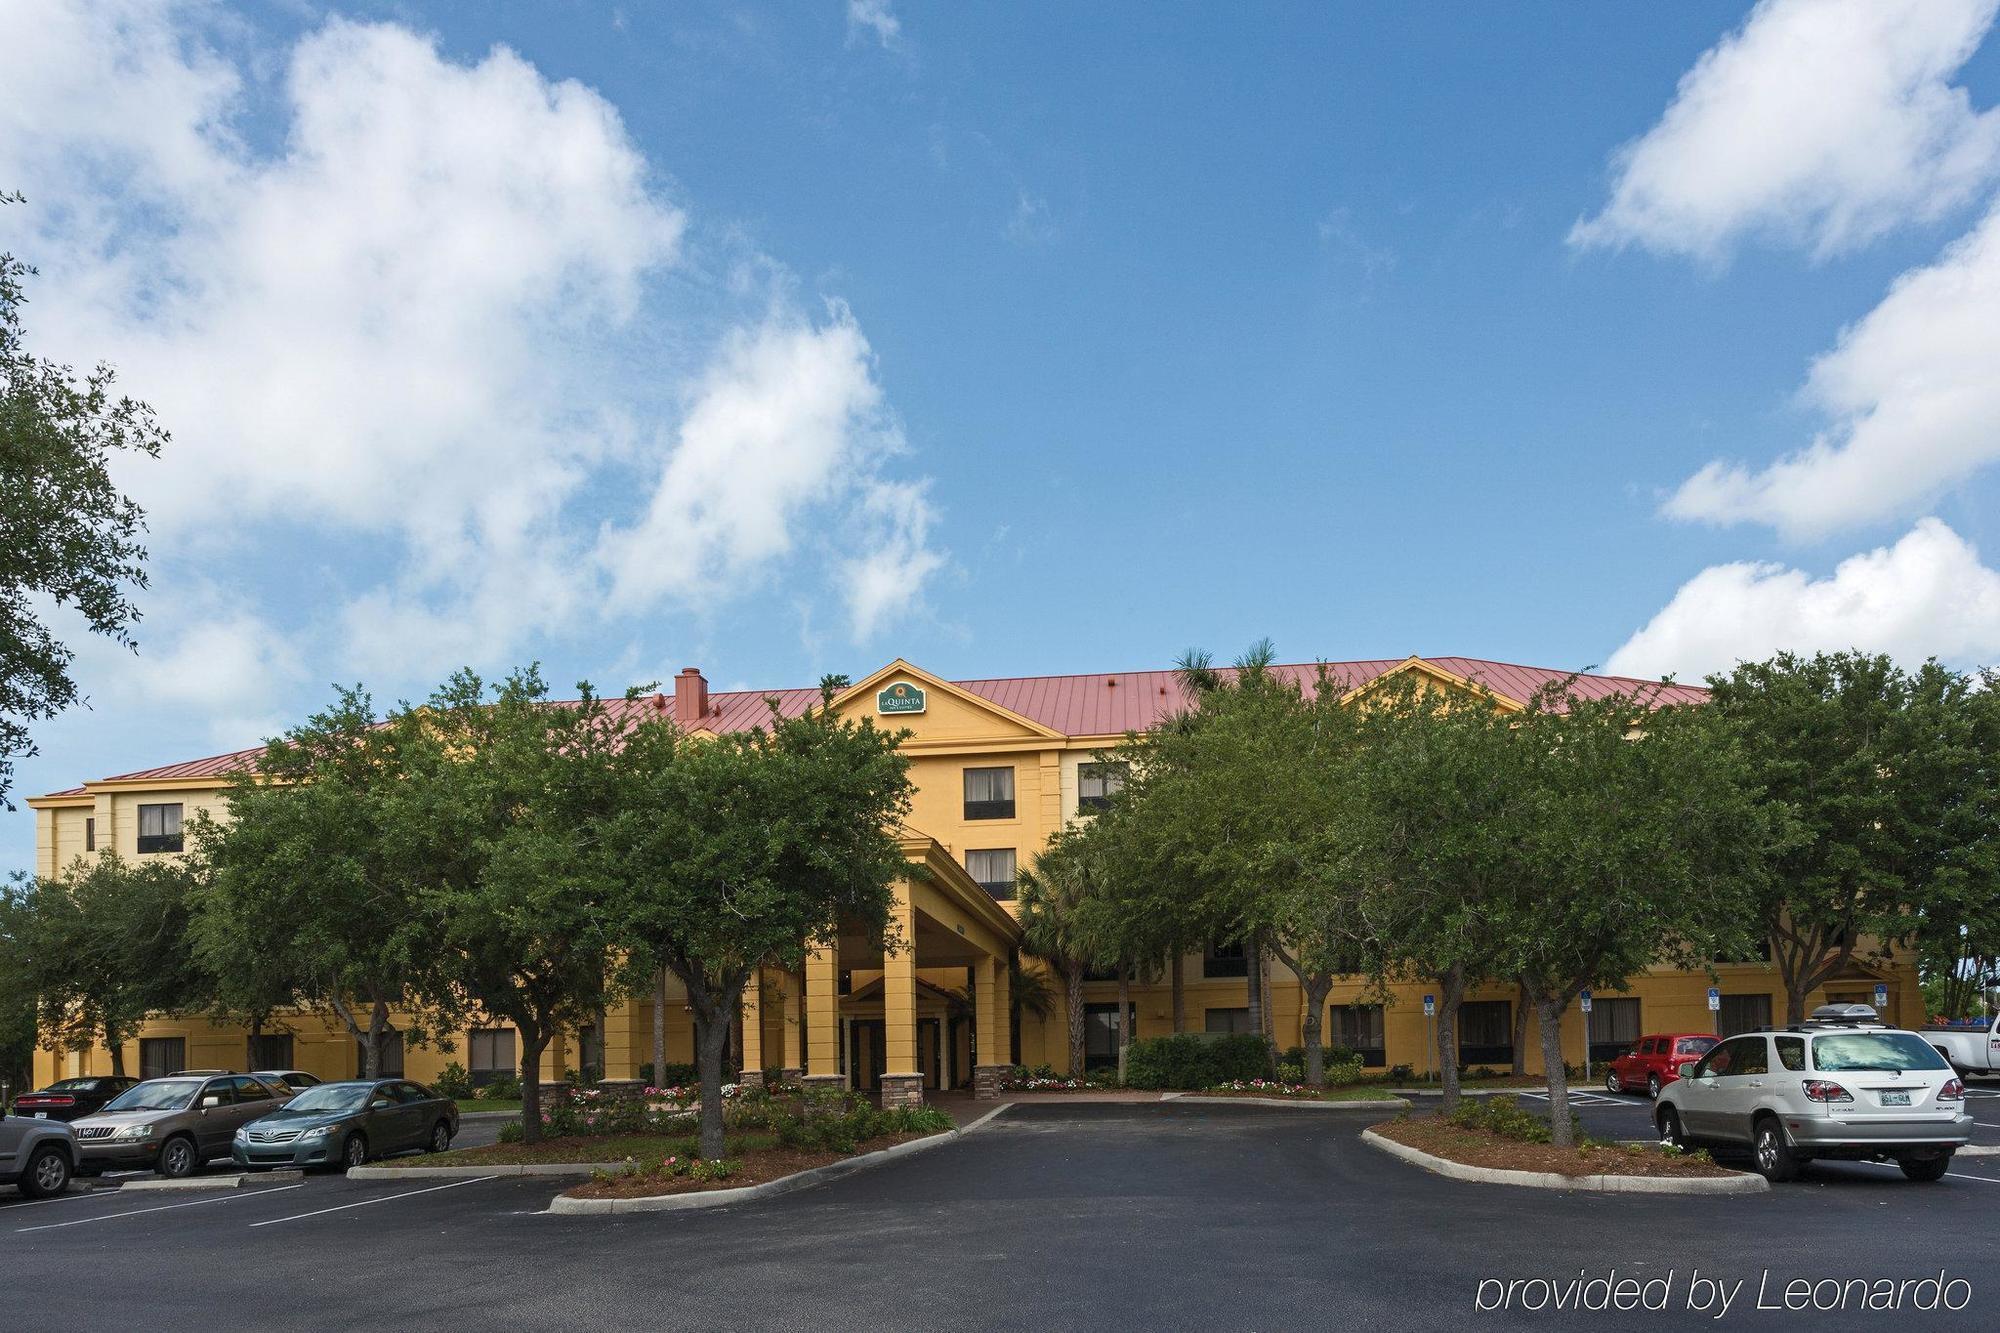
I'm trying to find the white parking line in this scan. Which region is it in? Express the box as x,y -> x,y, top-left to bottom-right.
16,1184 -> 304,1234
0,1188 -> 122,1211
246,1176 -> 496,1228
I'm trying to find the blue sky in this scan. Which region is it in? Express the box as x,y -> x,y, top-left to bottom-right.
5,1 -> 2000,874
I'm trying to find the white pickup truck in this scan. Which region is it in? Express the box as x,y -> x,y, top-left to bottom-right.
1923,1017 -> 2000,1075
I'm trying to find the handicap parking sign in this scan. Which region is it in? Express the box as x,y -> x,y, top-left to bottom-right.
1707,986 -> 1720,1011
1423,994 -> 1435,1017
1579,989 -> 1593,1013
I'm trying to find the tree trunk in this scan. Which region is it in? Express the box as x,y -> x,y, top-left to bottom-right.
693,1004 -> 732,1161
1258,940 -> 1276,1050
1170,952 -> 1186,1033
104,1025 -> 126,1077
1435,966 -> 1467,1114
1783,978 -> 1813,1027
362,999 -> 391,1079
652,968 -> 668,1088
1064,958 -> 1086,1076
518,1021 -> 547,1146
1537,995 -> 1576,1150
1511,981 -> 1531,1077
246,1014 -> 263,1074
1301,975 -> 1333,1086
1116,966 -> 1132,1085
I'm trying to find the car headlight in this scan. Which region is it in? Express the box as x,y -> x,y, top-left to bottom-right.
298,1125 -> 331,1140
111,1123 -> 155,1141
234,1127 -> 250,1141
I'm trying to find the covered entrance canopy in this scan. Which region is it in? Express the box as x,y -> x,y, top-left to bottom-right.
747,833 -> 1022,1104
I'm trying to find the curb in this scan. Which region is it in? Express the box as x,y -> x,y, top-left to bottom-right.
543,1104 -> 1012,1216
118,1169 -> 304,1192
1388,1087 -> 1553,1098
348,1161 -> 622,1179
455,1111 -> 521,1122
1171,1095 -> 1414,1111
1360,1128 -> 1768,1195
1957,1145 -> 2000,1157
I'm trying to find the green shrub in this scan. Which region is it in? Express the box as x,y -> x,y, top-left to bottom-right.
1124,1033 -> 1271,1090
1325,1056 -> 1364,1086
496,1119 -> 524,1144
1445,1096 -> 1580,1145
1387,1063 -> 1415,1083
432,1062 -> 474,1101
480,1072 -> 520,1101
637,1062 -> 699,1089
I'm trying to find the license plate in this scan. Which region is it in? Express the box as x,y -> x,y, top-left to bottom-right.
33,1111 -> 46,1119
1880,1091 -> 1911,1106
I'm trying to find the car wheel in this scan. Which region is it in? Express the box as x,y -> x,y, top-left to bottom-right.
1605,1070 -> 1622,1093
1752,1118 -> 1799,1183
428,1122 -> 452,1154
341,1133 -> 369,1171
21,1147 -> 72,1199
1899,1153 -> 1951,1182
1647,1073 -> 1662,1099
157,1135 -> 198,1179
1657,1106 -> 1688,1151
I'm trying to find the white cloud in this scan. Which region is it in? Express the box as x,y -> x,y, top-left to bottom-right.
1004,190 -> 1057,247
1606,518 -> 2000,680
841,480 -> 944,639
598,305 -> 942,636
846,0 -> 901,49
0,1 -> 945,687
1571,0 -> 2000,261
1666,198 -> 2000,538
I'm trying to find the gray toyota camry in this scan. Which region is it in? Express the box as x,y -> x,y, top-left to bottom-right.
233,1078 -> 458,1172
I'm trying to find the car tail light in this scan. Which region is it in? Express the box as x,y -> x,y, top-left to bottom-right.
1940,1078 -> 1965,1102
1801,1080 -> 1852,1103
18,1094 -> 74,1107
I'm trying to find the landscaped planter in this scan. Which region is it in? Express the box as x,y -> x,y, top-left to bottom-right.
1363,1119 -> 1764,1195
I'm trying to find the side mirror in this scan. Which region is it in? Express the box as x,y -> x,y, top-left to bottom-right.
201,1095 -> 222,1109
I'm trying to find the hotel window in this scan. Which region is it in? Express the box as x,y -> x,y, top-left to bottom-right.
966,848 -> 1018,901
469,1028 -> 517,1086
1202,939 -> 1248,979
1077,762 -> 1128,812
576,1025 -> 604,1080
355,1029 -> 406,1078
1587,998 -> 1641,1062
84,817 -> 96,852
1331,1003 -> 1387,1067
1457,1000 -> 1513,1067
1718,993 -> 1772,1036
140,1037 -> 186,1080
136,802 -> 184,854
963,767 -> 1015,820
248,1034 -> 294,1071
1203,1007 -> 1253,1035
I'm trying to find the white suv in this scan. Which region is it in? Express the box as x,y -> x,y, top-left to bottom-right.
1654,1004 -> 1972,1182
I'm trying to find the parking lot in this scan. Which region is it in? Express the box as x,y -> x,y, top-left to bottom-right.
8,1100 -> 1999,1330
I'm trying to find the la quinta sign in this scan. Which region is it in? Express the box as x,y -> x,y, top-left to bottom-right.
877,681 -> 927,715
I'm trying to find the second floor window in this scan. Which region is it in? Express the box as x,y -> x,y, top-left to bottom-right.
84,817 -> 96,852
966,848 -> 1017,901
963,767 -> 1015,820
137,802 -> 184,854
1077,762 -> 1128,812
1203,939 -> 1248,979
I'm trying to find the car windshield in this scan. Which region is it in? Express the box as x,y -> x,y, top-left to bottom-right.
103,1079 -> 202,1112
1811,1032 -> 1949,1073
47,1078 -> 102,1091
1676,1037 -> 1718,1056
280,1084 -> 373,1114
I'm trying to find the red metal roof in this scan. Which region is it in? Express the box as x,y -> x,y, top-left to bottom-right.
65,656 -> 1705,790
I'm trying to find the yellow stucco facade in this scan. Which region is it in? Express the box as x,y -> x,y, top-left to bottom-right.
25,655 -> 1921,1096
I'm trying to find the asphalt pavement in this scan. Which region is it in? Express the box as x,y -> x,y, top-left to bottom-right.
6,1101 -> 1995,1331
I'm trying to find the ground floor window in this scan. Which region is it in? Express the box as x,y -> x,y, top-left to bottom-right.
469,1028 -> 517,1085
1718,993 -> 1771,1036
1083,1002 -> 1135,1069
1330,1004 -> 1387,1067
1587,997 -> 1640,1062
139,1036 -> 185,1080
248,1034 -> 294,1071
1458,1000 -> 1513,1067
355,1029 -> 406,1078
576,1024 -> 604,1081
1203,1007 -> 1253,1035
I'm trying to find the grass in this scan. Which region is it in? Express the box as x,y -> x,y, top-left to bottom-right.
1321,1086 -> 1400,1102
455,1098 -> 521,1115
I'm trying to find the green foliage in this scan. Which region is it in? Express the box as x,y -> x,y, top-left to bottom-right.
496,1119 -> 524,1144
1123,1033 -> 1271,1090
431,1062 -> 474,1100
480,1072 -> 520,1101
638,1062 -> 699,1089
1446,1096 -> 1578,1146
0,192 -> 166,809
768,1090 -> 951,1153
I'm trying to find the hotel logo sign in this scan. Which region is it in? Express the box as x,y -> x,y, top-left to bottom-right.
877,681 -> 927,715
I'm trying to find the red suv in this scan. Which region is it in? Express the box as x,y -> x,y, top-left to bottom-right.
1605,1033 -> 1719,1098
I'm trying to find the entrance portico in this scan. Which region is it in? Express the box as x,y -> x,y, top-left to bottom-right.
794,833 -> 1021,1104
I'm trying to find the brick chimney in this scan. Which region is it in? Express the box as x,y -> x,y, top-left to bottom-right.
673,667 -> 709,727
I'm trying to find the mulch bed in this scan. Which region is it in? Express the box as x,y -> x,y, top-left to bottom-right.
564,1131 -> 936,1199
1371,1116 -> 1741,1179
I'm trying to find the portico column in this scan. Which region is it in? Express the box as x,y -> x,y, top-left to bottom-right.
739,969 -> 765,1089
973,954 -> 1006,1100
779,970 -> 804,1084
804,943 -> 842,1091
880,879 -> 924,1107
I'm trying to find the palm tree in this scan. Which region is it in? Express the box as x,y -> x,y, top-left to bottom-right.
1017,826 -> 1103,1076
1007,956 -> 1056,1066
